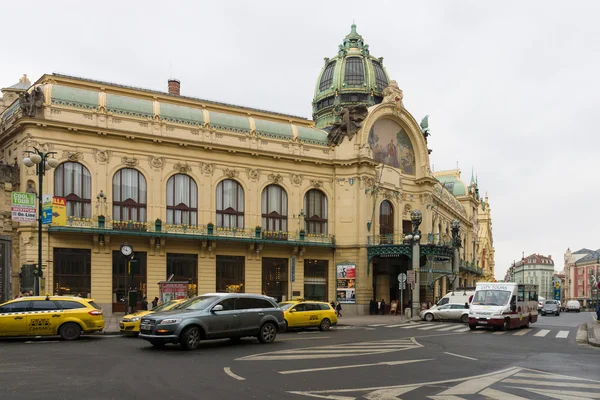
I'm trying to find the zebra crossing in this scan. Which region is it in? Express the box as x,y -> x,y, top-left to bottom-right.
333,322 -> 573,339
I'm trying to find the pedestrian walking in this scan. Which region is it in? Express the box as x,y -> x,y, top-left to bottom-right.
380,298 -> 386,315
335,301 -> 342,318
369,298 -> 376,315
330,301 -> 336,310
152,297 -> 159,308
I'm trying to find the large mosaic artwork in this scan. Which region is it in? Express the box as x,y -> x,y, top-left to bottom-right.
368,118 -> 415,174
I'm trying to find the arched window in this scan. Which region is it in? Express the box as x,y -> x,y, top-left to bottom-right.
261,185 -> 288,231
54,162 -> 91,218
304,189 -> 328,234
372,60 -> 388,90
379,200 -> 394,244
112,168 -> 147,222
166,174 -> 198,225
216,179 -> 244,228
344,57 -> 364,85
319,61 -> 336,91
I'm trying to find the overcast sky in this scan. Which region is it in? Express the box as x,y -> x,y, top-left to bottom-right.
2,1 -> 599,280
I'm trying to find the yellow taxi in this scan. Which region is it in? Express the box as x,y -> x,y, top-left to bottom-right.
0,295 -> 104,340
279,300 -> 338,331
119,299 -> 185,334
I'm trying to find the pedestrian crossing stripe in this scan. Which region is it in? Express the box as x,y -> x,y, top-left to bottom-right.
236,338 -> 422,361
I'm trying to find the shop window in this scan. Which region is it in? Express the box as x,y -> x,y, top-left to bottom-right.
262,258 -> 288,302
166,174 -> 198,225
216,180 -> 244,228
167,253 -> 198,297
112,251 -> 147,313
304,260 -> 328,301
54,162 -> 91,218
216,256 -> 245,293
53,248 -> 91,297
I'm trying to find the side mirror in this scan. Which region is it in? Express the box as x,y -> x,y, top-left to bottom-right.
289,309 -> 296,313
212,304 -> 224,313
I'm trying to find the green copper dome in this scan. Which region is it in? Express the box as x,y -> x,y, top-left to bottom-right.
312,24 -> 391,129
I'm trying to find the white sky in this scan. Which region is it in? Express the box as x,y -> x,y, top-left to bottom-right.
2,0 -> 599,280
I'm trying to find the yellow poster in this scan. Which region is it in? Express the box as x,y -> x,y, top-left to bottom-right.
52,197 -> 67,226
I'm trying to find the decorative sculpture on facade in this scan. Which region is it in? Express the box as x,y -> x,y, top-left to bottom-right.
19,86 -> 45,117
327,105 -> 369,146
382,80 -> 404,109
420,115 -> 431,142
451,220 -> 461,248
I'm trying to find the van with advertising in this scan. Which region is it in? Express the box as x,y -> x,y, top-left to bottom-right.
469,282 -> 538,331
431,290 -> 475,310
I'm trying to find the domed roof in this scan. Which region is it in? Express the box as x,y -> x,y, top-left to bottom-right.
434,169 -> 468,197
312,24 -> 391,129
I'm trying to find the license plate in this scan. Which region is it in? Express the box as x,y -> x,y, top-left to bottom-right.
140,324 -> 150,330
478,321 -> 488,325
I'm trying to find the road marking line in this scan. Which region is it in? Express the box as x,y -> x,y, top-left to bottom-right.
514,372 -> 590,381
223,367 -> 245,381
454,327 -> 471,332
418,325 -> 445,330
278,358 -> 434,375
24,340 -> 59,344
368,324 -> 386,326
479,388 -> 530,399
297,331 -> 321,334
401,323 -> 424,329
502,379 -> 600,389
512,329 -> 531,336
555,330 -> 569,339
436,325 -> 466,331
471,330 -> 485,334
443,352 -> 477,361
492,331 -> 506,335
279,336 -> 330,341
534,329 -> 550,337
384,324 -> 406,328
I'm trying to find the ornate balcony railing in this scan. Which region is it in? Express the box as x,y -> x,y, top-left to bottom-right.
459,260 -> 483,275
53,217 -> 334,246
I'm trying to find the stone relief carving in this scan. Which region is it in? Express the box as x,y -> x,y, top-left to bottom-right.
362,176 -> 376,191
62,150 -> 83,162
23,135 -> 54,153
173,162 -> 192,173
403,204 -> 412,216
310,180 -> 323,188
223,168 -> 239,179
92,149 -> 112,163
382,80 -> 404,110
121,156 -> 138,167
148,156 -> 166,170
268,173 -> 283,184
19,86 -> 45,117
201,162 -> 215,175
291,174 -> 303,186
327,105 -> 369,146
247,168 -> 260,181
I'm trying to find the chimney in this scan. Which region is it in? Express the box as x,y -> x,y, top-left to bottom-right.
168,79 -> 180,96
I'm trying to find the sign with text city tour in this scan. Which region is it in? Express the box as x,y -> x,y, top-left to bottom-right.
42,194 -> 52,225
11,192 -> 36,223
51,197 -> 66,226
407,270 -> 416,285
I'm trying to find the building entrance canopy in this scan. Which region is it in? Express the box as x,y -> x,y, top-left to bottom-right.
367,244 -> 454,276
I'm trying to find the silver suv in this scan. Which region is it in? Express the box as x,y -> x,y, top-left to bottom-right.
138,293 -> 286,350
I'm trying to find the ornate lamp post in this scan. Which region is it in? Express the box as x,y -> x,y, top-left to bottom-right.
451,220 -> 461,291
22,147 -> 58,295
405,210 -> 422,318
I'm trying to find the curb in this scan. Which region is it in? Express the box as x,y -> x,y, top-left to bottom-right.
576,324 -> 588,344
587,322 -> 600,348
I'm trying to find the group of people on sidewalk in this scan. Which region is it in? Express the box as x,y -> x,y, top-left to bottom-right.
369,298 -> 412,315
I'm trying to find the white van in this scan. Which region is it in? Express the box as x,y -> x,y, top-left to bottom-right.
431,290 -> 475,310
469,282 -> 539,330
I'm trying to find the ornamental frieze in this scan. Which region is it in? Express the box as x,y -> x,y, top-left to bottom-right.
246,169 -> 260,181
121,156 -> 138,167
148,156 -> 166,170
268,173 -> 283,184
92,149 -> 112,163
173,162 -> 192,173
223,168 -> 238,179
291,174 -> 303,186
201,162 -> 215,176
62,150 -> 83,162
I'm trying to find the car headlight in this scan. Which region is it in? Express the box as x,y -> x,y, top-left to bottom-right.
159,319 -> 180,325
130,317 -> 140,322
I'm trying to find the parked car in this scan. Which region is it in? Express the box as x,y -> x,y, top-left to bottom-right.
541,300 -> 560,316
537,296 -> 546,312
565,300 -> 581,313
0,295 -> 104,340
120,299 -> 185,334
420,303 -> 469,323
430,291 -> 474,310
138,293 -> 286,350
279,300 -> 337,331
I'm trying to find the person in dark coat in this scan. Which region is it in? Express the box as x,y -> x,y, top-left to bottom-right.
369,298 -> 376,315
141,297 -> 148,311
335,301 -> 342,318
330,301 -> 336,310
152,297 -> 159,308
380,299 -> 386,315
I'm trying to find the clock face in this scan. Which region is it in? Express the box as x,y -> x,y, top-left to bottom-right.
121,245 -> 133,257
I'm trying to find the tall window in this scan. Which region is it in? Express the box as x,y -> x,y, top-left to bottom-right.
379,200 -> 394,244
166,174 -> 198,225
319,61 -> 336,91
216,179 -> 244,228
261,185 -> 288,232
372,60 -> 388,90
304,189 -> 328,234
54,162 -> 91,218
344,57 -> 364,85
113,168 -> 147,222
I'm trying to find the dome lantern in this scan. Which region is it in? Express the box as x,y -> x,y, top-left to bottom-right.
312,24 -> 391,129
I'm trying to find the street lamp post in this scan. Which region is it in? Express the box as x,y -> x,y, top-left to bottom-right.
22,147 -> 58,295
405,210 -> 422,319
451,220 -> 461,292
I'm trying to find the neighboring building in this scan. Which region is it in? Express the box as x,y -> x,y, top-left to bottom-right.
0,25 -> 492,315
564,248 -> 599,308
507,254 -> 555,299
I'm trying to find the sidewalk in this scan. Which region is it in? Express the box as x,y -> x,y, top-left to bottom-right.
102,313 -> 123,334
587,314 -> 600,348
336,313 -> 418,326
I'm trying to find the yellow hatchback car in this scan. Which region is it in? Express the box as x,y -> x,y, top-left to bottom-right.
120,299 -> 185,334
279,300 -> 338,331
0,295 -> 104,340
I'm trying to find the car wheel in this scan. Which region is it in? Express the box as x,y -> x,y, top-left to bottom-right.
525,317 -> 531,328
460,314 -> 469,323
59,323 -> 82,341
424,313 -> 434,322
180,326 -> 201,351
150,340 -> 165,348
541,312 -> 545,316
284,320 -> 289,332
258,322 -> 277,343
502,318 -> 511,331
319,318 -> 331,331
469,324 -> 477,331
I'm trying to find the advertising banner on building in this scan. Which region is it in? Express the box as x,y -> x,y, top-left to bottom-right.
42,195 -> 52,225
11,192 -> 36,223
51,197 -> 67,226
158,281 -> 189,303
336,263 -> 356,304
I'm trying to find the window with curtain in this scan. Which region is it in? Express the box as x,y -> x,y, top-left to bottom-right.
216,179 -> 244,228
54,162 -> 91,218
304,189 -> 328,234
261,184 -> 288,232
166,174 -> 198,225
112,168 -> 147,222
379,200 -> 394,244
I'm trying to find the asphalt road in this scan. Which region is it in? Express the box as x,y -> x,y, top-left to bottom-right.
0,312 -> 597,399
